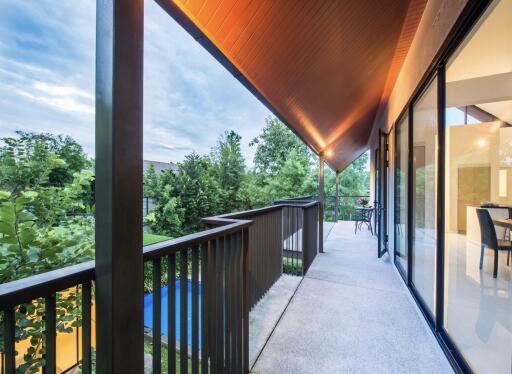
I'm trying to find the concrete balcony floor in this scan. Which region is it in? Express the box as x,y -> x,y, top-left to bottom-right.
251,221 -> 453,374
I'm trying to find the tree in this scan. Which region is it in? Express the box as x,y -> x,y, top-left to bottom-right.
14,131 -> 91,186
0,134 -> 94,373
0,136 -> 65,193
175,153 -> 223,234
339,152 -> 370,197
322,152 -> 370,220
143,163 -> 160,199
144,168 -> 185,237
250,117 -> 313,177
211,130 -> 246,212
238,172 -> 270,209
143,153 -> 224,236
266,149 -> 317,201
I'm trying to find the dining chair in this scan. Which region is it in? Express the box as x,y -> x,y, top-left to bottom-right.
476,208 -> 512,278
505,208 -> 512,240
354,207 -> 373,235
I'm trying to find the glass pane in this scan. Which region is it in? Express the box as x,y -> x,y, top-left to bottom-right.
395,115 -> 408,274
444,0 -> 512,372
412,77 -> 438,315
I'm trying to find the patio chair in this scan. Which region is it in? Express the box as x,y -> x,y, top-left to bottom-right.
354,207 -> 373,235
476,208 -> 512,278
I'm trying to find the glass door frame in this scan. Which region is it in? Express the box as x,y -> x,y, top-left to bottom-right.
393,113 -> 409,279
388,1 -> 493,372
377,129 -> 388,258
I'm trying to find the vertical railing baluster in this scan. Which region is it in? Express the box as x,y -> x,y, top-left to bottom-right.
216,237 -> 224,373
3,308 -> 15,374
285,207 -> 288,273
82,282 -> 92,374
224,236 -> 231,374
295,207 -> 298,273
208,240 -> 216,372
180,250 -> 188,374
153,259 -> 162,374
242,228 -> 250,374
200,242 -> 208,374
168,254 -> 176,374
233,233 -> 240,374
288,207 -> 291,272
192,246 -> 199,374
231,233 -> 237,372
265,213 -> 269,296
292,207 -> 296,273
45,295 -> 56,374
300,207 -> 303,274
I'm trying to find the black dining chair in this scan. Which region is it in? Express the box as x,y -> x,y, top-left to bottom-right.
505,208 -> 512,240
476,208 -> 512,278
354,207 -> 373,235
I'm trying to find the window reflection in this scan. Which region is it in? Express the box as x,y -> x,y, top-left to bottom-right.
395,115 -> 408,274
412,77 -> 438,316
444,0 -> 512,372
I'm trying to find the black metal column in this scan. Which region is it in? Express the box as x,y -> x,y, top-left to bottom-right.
319,155 -> 324,253
407,105 -> 413,285
435,64 -> 446,330
95,0 -> 144,372
335,171 -> 339,222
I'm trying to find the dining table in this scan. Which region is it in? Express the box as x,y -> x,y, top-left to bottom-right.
493,218 -> 512,229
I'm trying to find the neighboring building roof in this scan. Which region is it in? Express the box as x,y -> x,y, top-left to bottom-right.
143,160 -> 178,174
156,0 -> 427,172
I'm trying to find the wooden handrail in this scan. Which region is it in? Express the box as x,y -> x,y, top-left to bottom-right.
0,260 -> 95,309
143,219 -> 251,260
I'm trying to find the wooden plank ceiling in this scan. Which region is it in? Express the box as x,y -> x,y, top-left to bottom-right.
157,0 -> 427,171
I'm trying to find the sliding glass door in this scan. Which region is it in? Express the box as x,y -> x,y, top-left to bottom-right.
411,77 -> 438,316
443,1 -> 512,372
395,115 -> 408,275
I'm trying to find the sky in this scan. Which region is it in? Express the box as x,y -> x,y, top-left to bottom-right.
0,0 -> 272,166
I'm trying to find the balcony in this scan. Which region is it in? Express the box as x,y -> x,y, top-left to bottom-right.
0,202 -> 455,374
252,221 -> 452,373
0,199 -> 321,374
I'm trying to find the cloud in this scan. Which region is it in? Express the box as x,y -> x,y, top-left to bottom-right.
0,0 -> 272,167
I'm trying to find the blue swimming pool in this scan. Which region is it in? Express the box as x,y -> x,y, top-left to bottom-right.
144,280 -> 203,346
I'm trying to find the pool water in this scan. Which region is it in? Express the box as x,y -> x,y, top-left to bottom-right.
144,280 -> 203,346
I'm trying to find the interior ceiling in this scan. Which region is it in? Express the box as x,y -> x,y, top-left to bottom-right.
157,0 -> 427,171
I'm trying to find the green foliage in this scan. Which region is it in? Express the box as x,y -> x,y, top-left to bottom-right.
144,153 -> 223,237
0,133 -> 94,372
0,136 -> 65,193
283,258 -> 302,276
211,130 -> 245,212
176,153 -> 223,234
14,131 -> 91,187
250,117 -> 313,177
265,149 -> 317,201
144,117 -> 370,239
324,153 -> 370,220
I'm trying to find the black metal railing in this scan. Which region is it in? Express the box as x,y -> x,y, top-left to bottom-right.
283,195 -> 371,221
329,195 -> 371,221
143,220 -> 251,374
0,261 -> 95,374
0,200 -> 321,374
274,198 -> 322,259
204,200 -> 320,305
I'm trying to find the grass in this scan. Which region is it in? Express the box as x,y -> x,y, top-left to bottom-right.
283,257 -> 303,275
144,341 -> 200,374
143,232 -> 171,246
